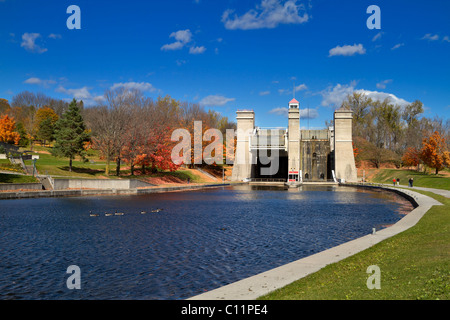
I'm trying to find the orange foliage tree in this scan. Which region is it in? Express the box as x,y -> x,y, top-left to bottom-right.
402,147 -> 421,168
420,131 -> 450,174
0,115 -> 21,145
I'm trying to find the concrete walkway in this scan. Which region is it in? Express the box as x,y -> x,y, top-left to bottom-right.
385,184 -> 450,198
188,184 -> 442,300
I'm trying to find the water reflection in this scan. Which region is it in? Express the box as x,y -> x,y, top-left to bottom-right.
0,185 -> 413,300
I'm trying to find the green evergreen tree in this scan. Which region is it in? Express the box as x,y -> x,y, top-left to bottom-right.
37,117 -> 54,146
52,99 -> 90,172
16,122 -> 30,147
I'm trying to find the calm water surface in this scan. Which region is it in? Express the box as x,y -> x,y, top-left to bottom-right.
0,185 -> 413,300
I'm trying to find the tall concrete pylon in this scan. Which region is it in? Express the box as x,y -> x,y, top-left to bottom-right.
333,107 -> 357,182
288,98 -> 300,181
231,110 -> 255,181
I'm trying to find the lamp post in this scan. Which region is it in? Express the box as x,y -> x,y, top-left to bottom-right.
32,158 -> 37,177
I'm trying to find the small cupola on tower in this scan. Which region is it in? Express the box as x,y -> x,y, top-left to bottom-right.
289,98 -> 299,108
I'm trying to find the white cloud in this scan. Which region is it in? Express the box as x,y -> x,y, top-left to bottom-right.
442,36 -> 450,43
320,81 -> 411,109
355,89 -> 410,108
299,108 -> 318,119
161,29 -> 206,54
48,33 -> 62,39
110,82 -> 158,92
56,86 -> 92,100
372,32 -> 383,42
161,29 -> 192,51
93,95 -> 106,103
391,43 -> 404,50
56,86 -> 107,106
23,77 -> 56,87
21,33 -> 47,53
222,0 -> 309,30
320,81 -> 357,107
328,43 -> 366,57
189,46 -> 206,54
269,107 -> 288,116
376,79 -> 392,89
278,83 -> 307,96
199,95 -> 235,106
23,77 -> 43,85
170,29 -> 192,43
161,41 -> 185,51
421,33 -> 439,41
259,91 -> 270,96
269,107 -> 318,119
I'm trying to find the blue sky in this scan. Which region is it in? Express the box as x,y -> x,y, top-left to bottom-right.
1,0 -> 449,128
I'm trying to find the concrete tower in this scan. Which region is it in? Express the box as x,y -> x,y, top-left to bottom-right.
287,98 -> 300,182
231,110 -> 255,181
333,107 -> 357,182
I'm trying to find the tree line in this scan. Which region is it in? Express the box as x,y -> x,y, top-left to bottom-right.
341,92 -> 450,174
1,89 -> 448,175
0,89 -> 236,175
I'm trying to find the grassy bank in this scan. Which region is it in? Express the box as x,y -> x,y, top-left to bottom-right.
259,189 -> 449,300
16,146 -> 216,184
0,173 -> 39,184
369,168 -> 450,190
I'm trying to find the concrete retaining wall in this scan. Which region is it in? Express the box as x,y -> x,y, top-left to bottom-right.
52,179 -> 153,190
0,183 -> 43,191
0,183 -> 237,200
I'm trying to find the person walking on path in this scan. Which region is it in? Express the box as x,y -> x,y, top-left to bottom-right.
393,178 -> 396,186
409,178 -> 414,187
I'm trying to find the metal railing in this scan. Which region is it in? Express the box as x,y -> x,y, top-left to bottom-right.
247,178 -> 286,182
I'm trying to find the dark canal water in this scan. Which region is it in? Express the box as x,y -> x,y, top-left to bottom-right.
0,185 -> 413,300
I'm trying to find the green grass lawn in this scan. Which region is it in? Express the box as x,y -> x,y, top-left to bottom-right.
259,189 -> 449,300
120,168 -> 211,184
19,147 -> 208,183
4,145 -> 222,184
370,168 -> 450,190
25,153 -> 108,178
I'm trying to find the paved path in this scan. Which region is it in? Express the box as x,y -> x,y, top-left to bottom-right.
379,183 -> 450,198
0,170 -> 27,175
188,184 -> 443,300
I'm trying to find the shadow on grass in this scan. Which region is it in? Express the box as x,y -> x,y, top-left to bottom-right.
0,174 -> 18,183
58,166 -> 104,176
0,173 -> 38,184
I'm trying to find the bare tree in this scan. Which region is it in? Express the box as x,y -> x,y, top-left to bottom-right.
87,88 -> 141,176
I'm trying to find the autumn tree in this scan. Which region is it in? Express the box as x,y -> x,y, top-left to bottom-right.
87,88 -> 138,176
52,99 -> 90,172
0,115 -> 21,145
35,107 -> 59,146
402,147 -> 421,168
0,98 -> 11,114
120,99 -> 148,176
342,92 -> 373,140
420,131 -> 450,174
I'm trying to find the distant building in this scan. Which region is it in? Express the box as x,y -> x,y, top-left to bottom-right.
231,98 -> 357,183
